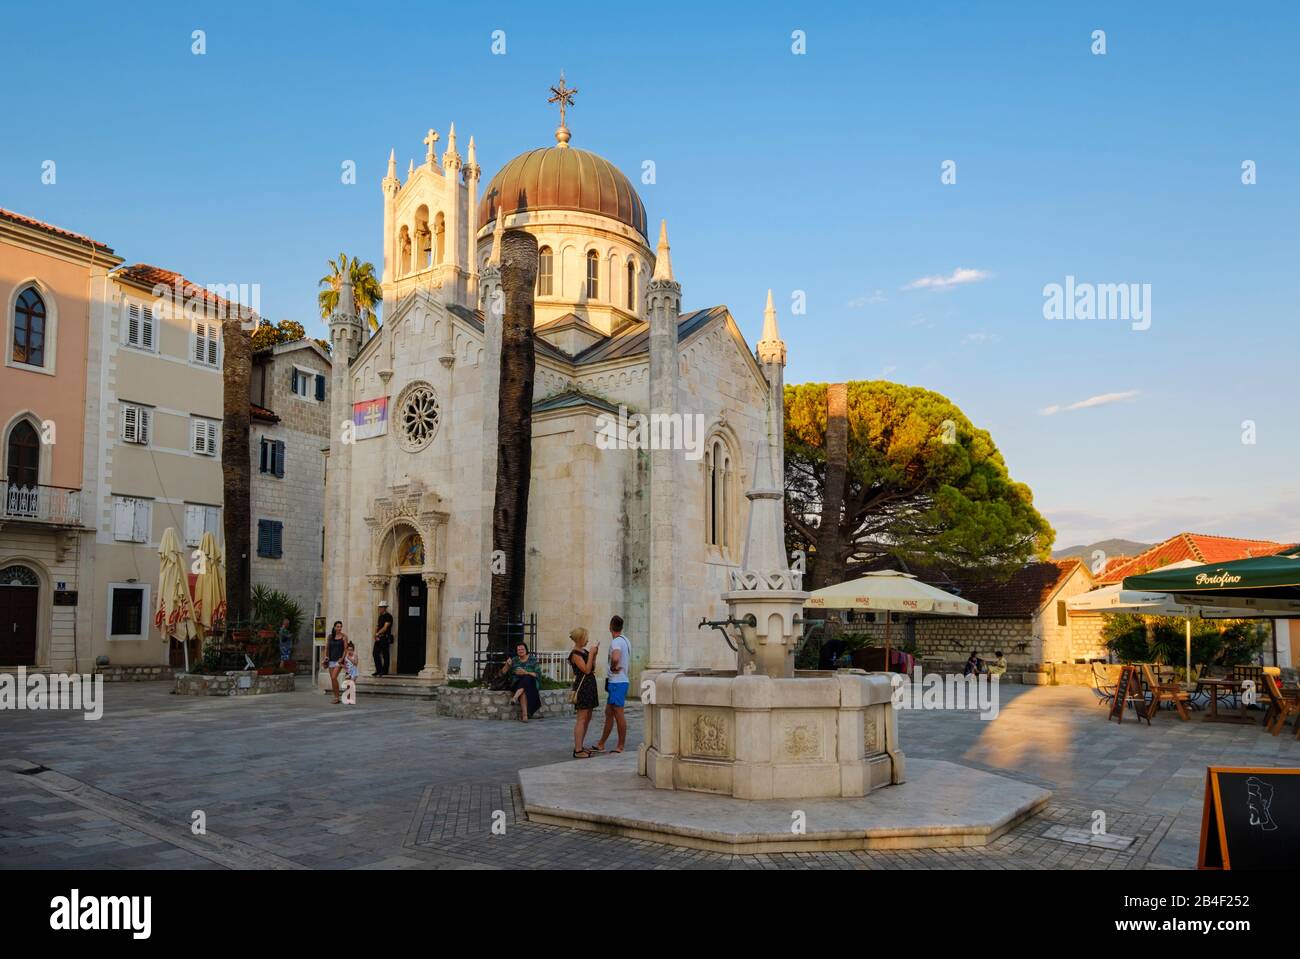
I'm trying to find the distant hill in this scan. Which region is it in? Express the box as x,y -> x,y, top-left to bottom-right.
1052,539 -> 1150,563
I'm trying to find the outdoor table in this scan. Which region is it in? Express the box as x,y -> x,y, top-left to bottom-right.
1197,678 -> 1259,725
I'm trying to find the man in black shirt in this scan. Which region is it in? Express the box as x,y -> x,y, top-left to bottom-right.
373,601 -> 394,676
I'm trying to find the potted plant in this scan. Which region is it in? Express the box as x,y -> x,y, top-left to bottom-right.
251,585 -> 304,667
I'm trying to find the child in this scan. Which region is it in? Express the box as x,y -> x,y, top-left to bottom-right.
987,650 -> 1008,677
343,641 -> 360,683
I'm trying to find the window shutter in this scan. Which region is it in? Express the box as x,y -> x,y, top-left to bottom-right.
315,374 -> 325,401
206,420 -> 218,455
272,521 -> 283,558
205,506 -> 220,537
132,499 -> 150,543
122,405 -> 138,443
142,307 -> 155,349
257,520 -> 269,557
114,498 -> 134,540
290,369 -> 299,393
128,304 -> 141,346
191,418 -> 203,453
184,505 -> 203,547
273,440 -> 285,477
194,324 -> 206,363
207,328 -> 218,366
259,437 -> 269,472
138,408 -> 151,446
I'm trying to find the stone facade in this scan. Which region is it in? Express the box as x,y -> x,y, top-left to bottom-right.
249,340 -> 330,658
323,119 -> 780,689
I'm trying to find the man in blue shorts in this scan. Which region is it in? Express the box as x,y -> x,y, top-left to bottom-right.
594,615 -> 631,754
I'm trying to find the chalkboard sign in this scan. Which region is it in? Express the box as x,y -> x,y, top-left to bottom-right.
1110,665 -> 1147,724
1199,767 -> 1300,869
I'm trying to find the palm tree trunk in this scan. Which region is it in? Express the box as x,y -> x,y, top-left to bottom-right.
810,382 -> 849,590
222,310 -> 253,623
488,231 -> 539,654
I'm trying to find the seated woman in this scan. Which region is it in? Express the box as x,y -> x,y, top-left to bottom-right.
962,649 -> 984,676
503,642 -> 543,721
986,650 -> 1008,677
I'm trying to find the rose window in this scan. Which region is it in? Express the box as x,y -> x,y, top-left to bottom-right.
397,383 -> 441,451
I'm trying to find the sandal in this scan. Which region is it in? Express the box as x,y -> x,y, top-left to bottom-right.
587,744 -> 605,753
572,750 -> 592,759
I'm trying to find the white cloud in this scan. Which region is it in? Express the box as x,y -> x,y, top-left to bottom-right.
1040,390 -> 1139,416
903,267 -> 991,291
847,289 -> 887,308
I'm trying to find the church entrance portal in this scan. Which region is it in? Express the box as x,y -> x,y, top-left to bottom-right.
396,574 -> 427,674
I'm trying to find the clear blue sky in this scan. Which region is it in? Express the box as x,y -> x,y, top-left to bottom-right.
4,1 -> 1297,550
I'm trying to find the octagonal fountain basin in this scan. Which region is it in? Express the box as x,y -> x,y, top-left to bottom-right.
637,667 -> 903,801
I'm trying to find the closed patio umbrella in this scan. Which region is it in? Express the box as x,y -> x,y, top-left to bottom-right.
193,530 -> 227,631
155,527 -> 196,670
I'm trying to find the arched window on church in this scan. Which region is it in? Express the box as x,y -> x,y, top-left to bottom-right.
537,247 -> 554,296
434,212 -> 446,264
585,250 -> 599,301
398,226 -> 412,276
414,206 -> 432,269
626,260 -> 636,311
704,435 -> 735,552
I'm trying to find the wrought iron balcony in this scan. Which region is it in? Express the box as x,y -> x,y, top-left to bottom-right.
1,482 -> 84,526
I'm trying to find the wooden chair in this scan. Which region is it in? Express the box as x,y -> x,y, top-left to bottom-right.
1262,674 -> 1300,735
1232,665 -> 1265,709
1141,664 -> 1191,721
1091,662 -> 1116,706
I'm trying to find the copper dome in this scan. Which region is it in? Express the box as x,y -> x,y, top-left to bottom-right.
478,145 -> 647,239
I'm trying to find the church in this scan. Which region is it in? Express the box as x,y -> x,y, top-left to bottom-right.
322,83 -> 789,689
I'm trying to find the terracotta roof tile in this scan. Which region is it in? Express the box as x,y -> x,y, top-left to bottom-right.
1096,532 -> 1287,584
0,207 -> 115,255
898,559 -> 1084,618
114,263 -> 260,319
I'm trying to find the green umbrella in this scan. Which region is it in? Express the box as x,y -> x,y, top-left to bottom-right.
1122,545 -> 1300,613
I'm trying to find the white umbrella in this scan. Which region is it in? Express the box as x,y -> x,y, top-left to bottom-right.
1067,560 -> 1254,681
804,570 -> 978,668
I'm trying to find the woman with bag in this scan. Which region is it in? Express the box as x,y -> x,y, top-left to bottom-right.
568,627 -> 599,758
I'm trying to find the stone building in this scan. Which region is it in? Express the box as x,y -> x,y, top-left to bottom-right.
835,559 -> 1095,680
323,99 -> 784,688
249,339 -> 331,657
1,208 -> 121,672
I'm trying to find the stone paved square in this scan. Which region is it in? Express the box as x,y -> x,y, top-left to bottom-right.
3,680 -> 1299,870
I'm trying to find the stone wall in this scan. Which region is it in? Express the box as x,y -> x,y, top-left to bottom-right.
174,671 -> 296,696
250,343 -> 330,659
827,617 -> 1036,675
97,665 -> 177,682
1067,612 -> 1110,662
430,685 -> 574,720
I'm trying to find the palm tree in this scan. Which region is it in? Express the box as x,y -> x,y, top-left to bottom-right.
318,253 -> 382,330
488,231 -> 539,655
221,305 -> 254,623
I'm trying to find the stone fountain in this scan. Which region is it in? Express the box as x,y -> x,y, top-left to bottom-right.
517,418 -> 1050,854
637,436 -> 903,800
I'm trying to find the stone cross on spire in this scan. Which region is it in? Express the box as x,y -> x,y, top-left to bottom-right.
548,71 -> 578,147
424,128 -> 440,166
